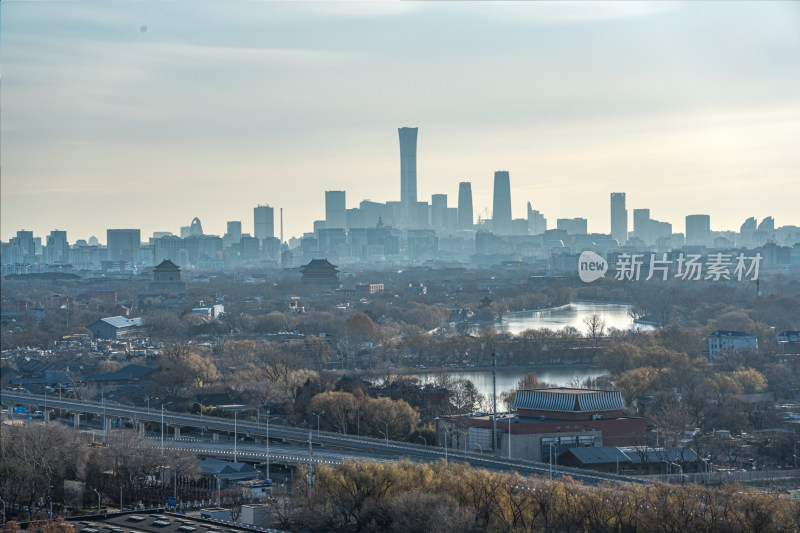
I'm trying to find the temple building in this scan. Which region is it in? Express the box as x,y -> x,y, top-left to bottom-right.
300,258 -> 340,285
147,259 -> 186,293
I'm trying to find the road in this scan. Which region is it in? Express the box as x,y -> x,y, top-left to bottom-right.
3,391 -> 649,485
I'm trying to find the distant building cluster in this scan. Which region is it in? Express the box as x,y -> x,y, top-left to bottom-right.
3,127 -> 799,274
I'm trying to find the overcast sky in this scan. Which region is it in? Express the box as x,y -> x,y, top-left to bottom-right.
2,1 -> 799,243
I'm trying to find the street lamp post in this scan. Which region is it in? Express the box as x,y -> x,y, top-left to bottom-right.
234,410 -> 241,463
508,414 -> 512,458
417,435 -> 427,447
102,387 -> 106,442
492,353 -> 498,453
307,431 -> 315,501
173,465 -> 180,508
443,426 -> 449,466
233,408 -> 256,463
549,441 -> 562,480
93,488 -> 101,513
160,402 -> 172,449
313,412 -> 324,437
378,419 -> 389,444
265,414 -> 278,483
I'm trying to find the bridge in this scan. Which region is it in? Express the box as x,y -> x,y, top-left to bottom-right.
3,391 -> 648,486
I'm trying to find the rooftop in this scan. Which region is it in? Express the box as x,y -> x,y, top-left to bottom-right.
709,330 -> 755,337
513,388 -> 625,413
65,510 -> 286,533
96,316 -> 144,329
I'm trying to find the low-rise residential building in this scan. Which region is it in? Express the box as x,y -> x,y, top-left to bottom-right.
777,330 -> 800,353
86,316 -> 144,339
708,330 -> 758,360
192,303 -> 225,318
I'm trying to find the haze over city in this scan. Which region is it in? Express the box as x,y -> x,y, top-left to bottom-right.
2,1 -> 799,243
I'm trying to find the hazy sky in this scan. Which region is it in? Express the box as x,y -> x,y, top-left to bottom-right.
2,1 -> 799,243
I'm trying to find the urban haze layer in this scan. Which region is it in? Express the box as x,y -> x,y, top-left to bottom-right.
3,0 -> 800,529
2,123 -> 800,531
3,126 -> 798,274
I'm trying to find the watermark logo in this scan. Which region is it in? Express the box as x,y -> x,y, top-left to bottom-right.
614,252 -> 762,282
578,251 -> 762,283
579,251 -> 608,283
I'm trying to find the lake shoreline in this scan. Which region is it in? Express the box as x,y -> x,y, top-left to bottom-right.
399,362 -> 603,377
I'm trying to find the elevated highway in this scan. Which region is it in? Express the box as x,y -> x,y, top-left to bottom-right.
3,391 -> 649,486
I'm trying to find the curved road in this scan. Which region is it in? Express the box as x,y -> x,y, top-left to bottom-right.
3,391 -> 648,486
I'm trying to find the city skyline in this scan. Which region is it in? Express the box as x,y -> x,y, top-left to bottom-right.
2,1 -> 799,241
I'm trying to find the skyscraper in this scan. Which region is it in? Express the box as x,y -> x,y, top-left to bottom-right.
610,192 -> 627,244
632,209 -> 651,241
556,218 -> 588,235
527,203 -> 547,235
11,230 -> 36,258
686,214 -> 711,246
325,191 -> 347,229
492,171 -> 512,235
107,229 -> 141,263
399,127 -> 418,227
45,230 -> 68,263
226,221 -> 242,244
254,205 -> 275,242
189,217 -> 204,236
758,216 -> 774,233
430,194 -> 447,233
458,182 -> 473,230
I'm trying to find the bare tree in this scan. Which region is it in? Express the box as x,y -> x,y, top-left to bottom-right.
583,314 -> 606,341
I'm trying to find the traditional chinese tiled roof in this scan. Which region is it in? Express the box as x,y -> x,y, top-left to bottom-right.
301,258 -> 338,272
154,259 -> 180,271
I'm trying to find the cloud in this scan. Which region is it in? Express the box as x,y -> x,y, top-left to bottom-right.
455,1 -> 682,24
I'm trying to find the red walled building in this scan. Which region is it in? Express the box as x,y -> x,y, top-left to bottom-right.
438,387 -> 645,462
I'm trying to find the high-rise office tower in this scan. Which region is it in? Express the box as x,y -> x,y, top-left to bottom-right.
632,209 -> 651,240
399,127 -> 418,227
430,194 -> 447,233
46,230 -> 68,263
11,230 -> 36,257
189,217 -> 204,236
740,217 -> 757,233
685,214 -> 711,246
527,203 -> 547,235
557,218 -> 588,235
226,221 -> 242,244
458,182 -> 473,230
107,229 -> 141,263
254,205 -> 275,242
325,190 -> 347,229
610,192 -> 628,244
492,171 -> 512,235
758,216 -> 774,233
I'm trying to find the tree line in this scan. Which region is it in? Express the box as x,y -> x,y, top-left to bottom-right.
268,459 -> 800,532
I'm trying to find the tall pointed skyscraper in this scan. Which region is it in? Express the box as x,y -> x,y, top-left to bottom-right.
492,171 -> 512,235
458,182 -> 473,230
399,127 -> 418,227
